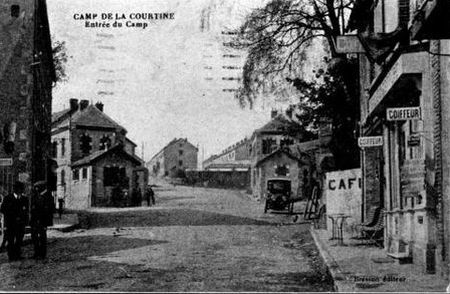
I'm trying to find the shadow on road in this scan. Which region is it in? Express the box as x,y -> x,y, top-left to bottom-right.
78,208 -> 275,229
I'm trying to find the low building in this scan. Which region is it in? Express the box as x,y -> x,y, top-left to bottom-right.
51,99 -> 147,209
203,138 -> 251,171
147,138 -> 198,178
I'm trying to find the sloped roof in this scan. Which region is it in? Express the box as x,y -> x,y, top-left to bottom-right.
72,144 -> 141,167
71,105 -> 125,130
256,148 -> 307,167
52,104 -> 126,132
149,138 -> 198,161
255,115 -> 304,136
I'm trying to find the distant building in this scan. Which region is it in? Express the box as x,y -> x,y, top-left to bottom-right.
51,99 -> 147,208
203,138 -> 251,171
0,0 -> 55,197
147,138 -> 198,178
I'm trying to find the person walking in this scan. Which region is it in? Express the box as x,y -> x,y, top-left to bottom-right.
30,181 -> 55,260
0,181 -> 27,261
145,185 -> 155,206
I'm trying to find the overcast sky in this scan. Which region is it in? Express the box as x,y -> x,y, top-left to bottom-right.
46,0 -> 286,163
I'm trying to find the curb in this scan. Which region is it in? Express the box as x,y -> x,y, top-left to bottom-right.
309,227 -> 354,292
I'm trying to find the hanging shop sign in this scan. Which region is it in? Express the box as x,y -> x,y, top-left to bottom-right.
386,107 -> 421,121
408,134 -> 421,147
335,35 -> 365,54
358,136 -> 383,148
0,158 -> 13,166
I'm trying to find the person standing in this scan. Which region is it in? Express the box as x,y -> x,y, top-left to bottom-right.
0,181 -> 27,261
30,181 -> 55,260
145,186 -> 155,206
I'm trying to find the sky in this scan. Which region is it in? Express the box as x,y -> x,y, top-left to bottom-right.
46,0 -> 286,164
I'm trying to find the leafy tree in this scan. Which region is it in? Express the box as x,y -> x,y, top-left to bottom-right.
52,39 -> 70,86
232,0 -> 360,169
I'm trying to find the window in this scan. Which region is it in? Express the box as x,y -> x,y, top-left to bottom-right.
99,135 -> 112,150
82,168 -> 88,180
179,160 -> 183,166
11,5 -> 20,17
60,169 -> 66,186
262,138 -> 276,154
72,169 -> 80,181
275,164 -> 289,177
104,166 -> 127,187
179,149 -> 183,155
80,134 -> 92,155
61,138 -> 66,156
280,137 -> 294,148
51,141 -> 58,158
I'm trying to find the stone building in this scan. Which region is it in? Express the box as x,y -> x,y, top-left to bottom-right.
349,0 -> 450,275
51,99 -> 147,208
0,0 -> 55,198
249,111 -> 319,200
147,138 -> 198,178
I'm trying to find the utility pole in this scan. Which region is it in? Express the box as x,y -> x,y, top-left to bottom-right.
141,141 -> 145,160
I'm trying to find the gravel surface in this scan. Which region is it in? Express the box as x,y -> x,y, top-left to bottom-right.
0,185 -> 333,292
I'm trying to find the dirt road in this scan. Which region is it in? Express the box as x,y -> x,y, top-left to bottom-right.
0,185 -> 333,292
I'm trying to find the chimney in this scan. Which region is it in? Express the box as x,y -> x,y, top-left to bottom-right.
271,109 -> 278,119
79,100 -> 89,111
69,99 -> 78,112
95,101 -> 104,112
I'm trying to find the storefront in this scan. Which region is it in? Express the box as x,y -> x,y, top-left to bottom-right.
362,51 -> 438,273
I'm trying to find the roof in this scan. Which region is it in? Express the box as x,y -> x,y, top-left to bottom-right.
205,162 -> 251,170
72,144 -> 142,167
149,138 -> 198,161
256,148 -> 306,167
255,115 -> 304,136
125,137 -> 137,147
52,104 -> 126,132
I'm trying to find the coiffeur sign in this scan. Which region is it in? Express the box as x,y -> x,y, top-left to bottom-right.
386,107 -> 421,121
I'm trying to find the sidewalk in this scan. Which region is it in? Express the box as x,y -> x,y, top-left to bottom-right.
50,213 -> 79,232
310,227 -> 448,292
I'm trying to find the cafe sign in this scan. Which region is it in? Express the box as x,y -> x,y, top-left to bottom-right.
358,136 -> 383,148
386,107 -> 421,121
336,35 -> 365,54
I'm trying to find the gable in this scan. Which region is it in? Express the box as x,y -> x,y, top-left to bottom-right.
71,105 -> 125,131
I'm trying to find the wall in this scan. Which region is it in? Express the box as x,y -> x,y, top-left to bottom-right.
71,127 -> 123,162
185,170 -> 249,189
91,152 -> 138,207
164,139 -> 198,177
0,0 -> 53,200
67,166 -> 91,209
253,153 -> 300,201
325,168 -> 362,232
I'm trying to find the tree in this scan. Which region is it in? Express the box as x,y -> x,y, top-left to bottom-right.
52,39 -> 69,86
231,0 -> 360,169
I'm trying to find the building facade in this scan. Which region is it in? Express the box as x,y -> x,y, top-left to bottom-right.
51,99 -> 147,209
349,0 -> 450,275
0,0 -> 55,199
203,137 -> 251,171
147,138 -> 198,178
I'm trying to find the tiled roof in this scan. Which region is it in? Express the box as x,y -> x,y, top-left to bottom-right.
52,104 -> 126,132
255,115 -> 304,135
72,144 -> 142,167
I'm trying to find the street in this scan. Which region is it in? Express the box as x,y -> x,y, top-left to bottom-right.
0,185 -> 333,292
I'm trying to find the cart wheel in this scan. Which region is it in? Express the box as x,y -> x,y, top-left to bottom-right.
264,200 -> 268,213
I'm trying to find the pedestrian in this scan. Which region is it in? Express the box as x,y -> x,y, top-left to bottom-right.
30,181 -> 55,260
57,196 -> 64,219
145,185 -> 155,206
0,181 -> 27,261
